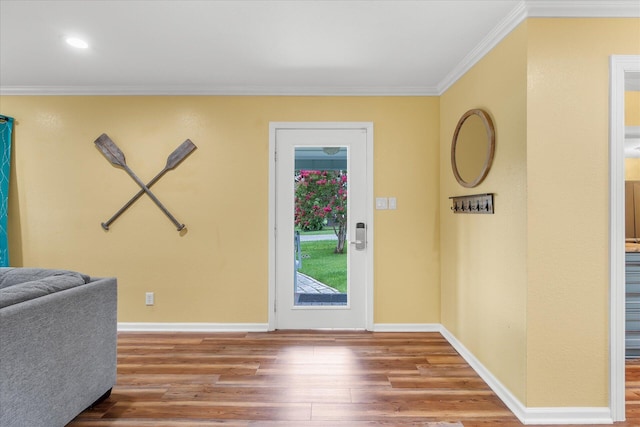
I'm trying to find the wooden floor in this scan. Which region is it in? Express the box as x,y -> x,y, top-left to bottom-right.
68,331 -> 640,426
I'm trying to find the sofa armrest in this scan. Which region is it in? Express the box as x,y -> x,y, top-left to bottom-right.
0,276 -> 117,427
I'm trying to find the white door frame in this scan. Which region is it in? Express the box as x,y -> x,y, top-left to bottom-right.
268,122 -> 374,331
610,55 -> 640,422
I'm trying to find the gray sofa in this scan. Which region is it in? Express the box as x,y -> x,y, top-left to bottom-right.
0,268 -> 117,427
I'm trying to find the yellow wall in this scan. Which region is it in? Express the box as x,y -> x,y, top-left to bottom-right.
441,17 -> 640,409
440,23 -> 528,403
2,15 -> 639,412
628,91 -> 640,126
0,96 -> 441,324
626,91 -> 640,179
526,18 -> 639,407
625,158 -> 640,180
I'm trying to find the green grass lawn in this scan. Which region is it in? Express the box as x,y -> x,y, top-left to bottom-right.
298,240 -> 347,293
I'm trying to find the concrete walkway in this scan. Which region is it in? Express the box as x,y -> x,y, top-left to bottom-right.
295,272 -> 346,306
295,272 -> 340,294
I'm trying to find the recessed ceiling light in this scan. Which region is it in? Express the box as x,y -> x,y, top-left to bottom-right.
65,37 -> 89,49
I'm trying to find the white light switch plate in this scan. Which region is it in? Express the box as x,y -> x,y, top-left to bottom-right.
375,197 -> 388,210
388,197 -> 397,210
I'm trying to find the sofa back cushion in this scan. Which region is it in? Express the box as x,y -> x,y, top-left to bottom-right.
0,268 -> 91,309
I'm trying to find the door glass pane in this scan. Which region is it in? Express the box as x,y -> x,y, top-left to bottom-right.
294,147 -> 348,306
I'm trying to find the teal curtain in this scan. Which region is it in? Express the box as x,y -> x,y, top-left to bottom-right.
0,116 -> 14,267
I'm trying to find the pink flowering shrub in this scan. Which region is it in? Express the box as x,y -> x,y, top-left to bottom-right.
295,170 -> 348,253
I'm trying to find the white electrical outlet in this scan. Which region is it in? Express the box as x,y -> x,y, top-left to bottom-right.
145,292 -> 154,306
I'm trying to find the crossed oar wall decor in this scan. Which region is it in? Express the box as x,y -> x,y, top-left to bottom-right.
94,133 -> 197,231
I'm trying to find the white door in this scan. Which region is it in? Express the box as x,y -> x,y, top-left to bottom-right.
270,123 -> 372,329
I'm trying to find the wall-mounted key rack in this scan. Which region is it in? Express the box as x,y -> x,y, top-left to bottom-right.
449,193 -> 494,214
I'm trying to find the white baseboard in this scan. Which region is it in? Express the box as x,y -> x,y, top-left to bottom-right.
117,322 -> 269,332
115,321 -> 614,425
372,323 -> 442,332
521,407 -> 613,425
118,322 -> 441,333
440,326 -> 613,425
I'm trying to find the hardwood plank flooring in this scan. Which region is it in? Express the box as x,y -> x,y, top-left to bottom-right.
68,331 -> 640,426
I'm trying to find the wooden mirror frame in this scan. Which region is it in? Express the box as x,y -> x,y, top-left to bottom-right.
451,108 -> 495,188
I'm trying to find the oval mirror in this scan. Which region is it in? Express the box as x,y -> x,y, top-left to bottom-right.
451,109 -> 495,188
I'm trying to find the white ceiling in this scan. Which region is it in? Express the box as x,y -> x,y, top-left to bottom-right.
0,0 -> 638,95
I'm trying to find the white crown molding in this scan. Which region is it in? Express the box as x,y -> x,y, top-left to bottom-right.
437,1 -> 528,94
1,1 -> 637,96
437,0 -> 640,95
0,85 -> 440,97
526,0 -> 640,17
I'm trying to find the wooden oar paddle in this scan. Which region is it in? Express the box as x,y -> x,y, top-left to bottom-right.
94,133 -> 186,231
100,139 -> 197,230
